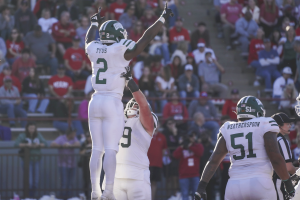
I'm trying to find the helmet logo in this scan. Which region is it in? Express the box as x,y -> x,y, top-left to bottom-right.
113,22 -> 123,30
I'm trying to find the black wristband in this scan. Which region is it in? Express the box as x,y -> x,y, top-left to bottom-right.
198,181 -> 208,190
127,79 -> 139,93
283,178 -> 294,193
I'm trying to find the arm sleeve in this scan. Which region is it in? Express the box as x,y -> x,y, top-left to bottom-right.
177,75 -> 186,91
172,147 -> 183,159
193,76 -> 200,91
262,117 -> 280,135
38,133 -> 48,147
119,39 -> 136,63
14,134 -> 25,147
278,138 -> 293,162
235,20 -> 249,37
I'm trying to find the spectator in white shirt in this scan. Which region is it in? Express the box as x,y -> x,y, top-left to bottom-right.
279,83 -> 298,116
38,9 -> 57,34
192,39 -> 216,65
273,66 -> 294,98
155,66 -> 176,112
242,0 -> 260,23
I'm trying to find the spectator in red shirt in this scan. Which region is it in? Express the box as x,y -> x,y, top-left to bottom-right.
129,20 -> 144,42
148,129 -> 168,200
0,65 -> 21,92
5,28 -> 24,65
12,48 -> 36,83
48,64 -> 73,98
109,0 -> 127,21
169,17 -> 191,53
248,28 -> 265,65
220,0 -> 242,50
222,89 -> 240,121
52,11 -> 76,56
173,133 -> 204,200
163,91 -> 189,123
140,8 -> 157,30
260,0 -> 279,37
64,36 -> 89,82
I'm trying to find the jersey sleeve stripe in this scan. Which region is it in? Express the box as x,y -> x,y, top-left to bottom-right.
269,120 -> 276,123
271,124 -> 278,126
123,40 -> 128,45
278,138 -> 292,161
126,41 -> 132,47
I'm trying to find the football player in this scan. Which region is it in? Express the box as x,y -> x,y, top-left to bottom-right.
194,96 -> 295,200
85,4 -> 173,200
102,67 -> 158,199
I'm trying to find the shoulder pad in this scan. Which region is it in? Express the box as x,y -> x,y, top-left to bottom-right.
120,39 -> 136,51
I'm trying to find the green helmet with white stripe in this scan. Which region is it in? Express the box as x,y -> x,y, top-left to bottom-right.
236,96 -> 266,119
99,20 -> 127,44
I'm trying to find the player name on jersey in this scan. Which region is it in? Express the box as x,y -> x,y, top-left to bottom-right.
227,121 -> 260,129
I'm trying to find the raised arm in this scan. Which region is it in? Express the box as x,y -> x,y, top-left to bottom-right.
123,3 -> 173,61
195,135 -> 228,200
85,7 -> 104,45
121,67 -> 155,136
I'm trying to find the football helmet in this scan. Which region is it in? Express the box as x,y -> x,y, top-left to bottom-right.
124,98 -> 158,129
99,20 -> 127,44
236,96 -> 266,119
295,94 -> 300,116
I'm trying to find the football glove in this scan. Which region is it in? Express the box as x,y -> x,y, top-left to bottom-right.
194,181 -> 208,200
161,2 -> 174,20
291,173 -> 300,186
90,7 -> 104,26
120,66 -> 139,93
283,178 -> 295,198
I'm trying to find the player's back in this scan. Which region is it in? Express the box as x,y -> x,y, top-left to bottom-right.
221,117 -> 279,180
115,116 -> 155,181
85,39 -> 135,99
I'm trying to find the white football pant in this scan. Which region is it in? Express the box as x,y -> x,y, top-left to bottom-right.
88,94 -> 124,152
225,177 -> 276,200
113,178 -> 151,200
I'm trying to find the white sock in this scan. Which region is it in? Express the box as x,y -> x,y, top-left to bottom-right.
103,149 -> 117,189
90,149 -> 104,196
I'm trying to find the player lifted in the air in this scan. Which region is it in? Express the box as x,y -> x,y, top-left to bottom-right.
104,67 -> 158,199
85,4 -> 173,200
194,96 -> 295,200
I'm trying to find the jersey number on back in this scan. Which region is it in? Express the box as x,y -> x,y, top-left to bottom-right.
230,132 -> 257,160
96,58 -> 107,84
121,127 -> 132,148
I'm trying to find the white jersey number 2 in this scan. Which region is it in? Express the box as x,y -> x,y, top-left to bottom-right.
231,132 -> 257,160
96,58 -> 107,84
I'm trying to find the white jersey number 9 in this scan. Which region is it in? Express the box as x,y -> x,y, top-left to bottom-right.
121,127 -> 132,148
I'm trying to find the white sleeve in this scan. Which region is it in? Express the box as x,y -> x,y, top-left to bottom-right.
262,117 -> 280,135
273,78 -> 282,96
267,56 -> 279,65
118,39 -> 137,64
259,58 -> 269,66
85,41 -> 99,59
84,75 -> 92,94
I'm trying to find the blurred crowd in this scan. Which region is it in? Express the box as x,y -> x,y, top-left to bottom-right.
0,0 -> 300,199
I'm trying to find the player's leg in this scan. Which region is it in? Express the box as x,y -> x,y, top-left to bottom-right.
101,97 -> 124,198
89,96 -> 105,199
113,178 -> 128,200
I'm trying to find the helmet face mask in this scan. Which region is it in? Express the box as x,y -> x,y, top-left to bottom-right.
124,98 -> 139,118
99,20 -> 127,44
